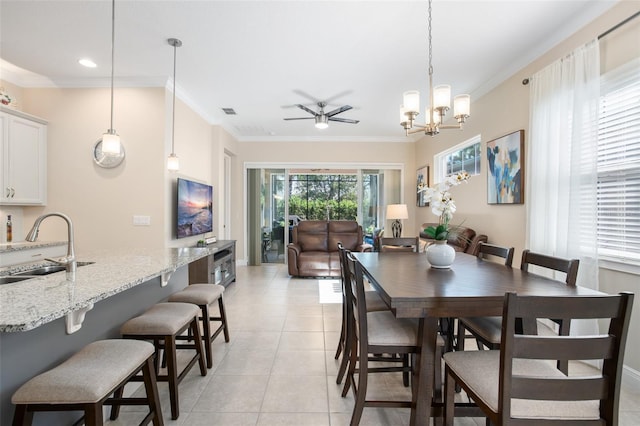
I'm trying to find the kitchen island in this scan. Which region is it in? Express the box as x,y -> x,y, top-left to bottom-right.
0,245 -> 230,425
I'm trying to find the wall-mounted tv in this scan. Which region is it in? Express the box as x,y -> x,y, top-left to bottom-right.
177,178 -> 213,239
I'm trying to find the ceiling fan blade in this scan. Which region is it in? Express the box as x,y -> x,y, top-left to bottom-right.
296,104 -> 319,116
323,90 -> 353,105
326,105 -> 353,117
328,117 -> 359,124
284,117 -> 314,121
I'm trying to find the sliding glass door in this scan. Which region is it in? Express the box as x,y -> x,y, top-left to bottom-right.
246,166 -> 402,265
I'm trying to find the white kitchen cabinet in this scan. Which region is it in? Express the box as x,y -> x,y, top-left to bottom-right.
0,106 -> 47,205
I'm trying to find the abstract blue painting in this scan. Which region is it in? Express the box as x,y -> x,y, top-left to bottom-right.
487,130 -> 524,204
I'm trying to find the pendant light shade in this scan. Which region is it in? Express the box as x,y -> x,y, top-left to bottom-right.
167,153 -> 180,171
101,0 -> 121,155
167,37 -> 182,172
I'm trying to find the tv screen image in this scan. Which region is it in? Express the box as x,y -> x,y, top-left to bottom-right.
177,178 -> 213,238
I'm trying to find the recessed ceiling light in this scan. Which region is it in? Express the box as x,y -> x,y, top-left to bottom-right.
78,58 -> 97,68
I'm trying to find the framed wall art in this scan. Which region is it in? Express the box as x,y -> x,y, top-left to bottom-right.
416,165 -> 429,207
486,130 -> 524,204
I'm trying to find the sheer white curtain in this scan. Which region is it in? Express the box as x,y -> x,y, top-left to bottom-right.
526,40 -> 600,294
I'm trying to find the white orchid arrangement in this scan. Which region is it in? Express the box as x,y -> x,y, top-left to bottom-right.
418,171 -> 470,240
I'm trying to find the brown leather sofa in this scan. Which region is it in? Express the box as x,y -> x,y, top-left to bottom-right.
419,222 -> 487,255
287,220 -> 373,277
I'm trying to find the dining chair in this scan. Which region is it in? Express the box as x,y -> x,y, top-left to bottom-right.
456,249 -> 579,374
379,236 -> 420,252
342,251 -> 444,426
444,291 -> 634,426
456,243 -> 515,352
334,242 -> 391,386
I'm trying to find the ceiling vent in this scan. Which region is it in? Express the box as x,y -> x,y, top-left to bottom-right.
222,108 -> 236,115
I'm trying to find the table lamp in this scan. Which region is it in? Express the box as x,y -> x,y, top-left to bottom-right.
386,204 -> 408,238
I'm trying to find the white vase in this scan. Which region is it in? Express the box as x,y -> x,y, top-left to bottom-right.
426,240 -> 456,269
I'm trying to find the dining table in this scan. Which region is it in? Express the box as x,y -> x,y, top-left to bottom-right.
352,250 -> 605,426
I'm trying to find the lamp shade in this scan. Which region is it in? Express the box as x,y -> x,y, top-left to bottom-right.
425,107 -> 441,125
101,131 -> 121,154
386,204 -> 409,220
403,91 -> 420,114
167,153 -> 180,172
454,94 -> 471,117
433,85 -> 451,109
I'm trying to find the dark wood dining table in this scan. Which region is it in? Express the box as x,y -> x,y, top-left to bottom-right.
352,251 -> 604,426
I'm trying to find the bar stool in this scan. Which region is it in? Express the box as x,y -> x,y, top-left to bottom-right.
168,283 -> 230,369
120,302 -> 206,420
12,339 -> 162,426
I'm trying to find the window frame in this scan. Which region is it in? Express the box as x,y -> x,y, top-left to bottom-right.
433,135 -> 481,183
596,57 -> 640,272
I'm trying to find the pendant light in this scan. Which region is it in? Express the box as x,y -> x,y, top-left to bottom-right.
101,0 -> 121,154
167,38 -> 182,172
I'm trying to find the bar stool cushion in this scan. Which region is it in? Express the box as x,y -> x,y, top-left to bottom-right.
12,340 -> 154,404
168,284 -> 224,305
121,302 -> 199,335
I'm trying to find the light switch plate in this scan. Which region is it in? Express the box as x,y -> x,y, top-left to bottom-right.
133,215 -> 151,226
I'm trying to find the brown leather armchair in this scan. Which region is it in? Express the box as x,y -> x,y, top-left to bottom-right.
287,220 -> 373,277
419,222 -> 487,255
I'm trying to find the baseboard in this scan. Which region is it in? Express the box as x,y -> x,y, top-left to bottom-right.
623,364 -> 640,393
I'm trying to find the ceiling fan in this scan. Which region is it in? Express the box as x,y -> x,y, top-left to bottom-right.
284,102 -> 359,129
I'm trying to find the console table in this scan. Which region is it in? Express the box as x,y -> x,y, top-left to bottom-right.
188,240 -> 236,287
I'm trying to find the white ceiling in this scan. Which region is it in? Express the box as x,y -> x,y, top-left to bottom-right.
0,0 -> 618,143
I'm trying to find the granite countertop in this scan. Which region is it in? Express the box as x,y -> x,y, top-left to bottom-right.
0,241 -> 66,254
0,246 -> 220,332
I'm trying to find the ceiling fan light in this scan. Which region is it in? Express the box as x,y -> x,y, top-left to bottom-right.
315,115 -> 329,129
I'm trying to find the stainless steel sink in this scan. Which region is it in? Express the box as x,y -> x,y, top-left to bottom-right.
0,276 -> 34,284
11,261 -> 95,277
13,265 -> 66,276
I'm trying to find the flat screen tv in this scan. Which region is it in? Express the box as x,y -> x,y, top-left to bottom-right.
177,178 -> 213,239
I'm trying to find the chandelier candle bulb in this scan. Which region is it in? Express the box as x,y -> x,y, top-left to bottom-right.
433,85 -> 451,109
426,108 -> 441,125
400,105 -> 407,123
454,94 -> 471,119
403,90 -> 420,113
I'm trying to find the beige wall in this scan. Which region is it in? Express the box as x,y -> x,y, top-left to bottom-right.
20,87 -> 166,253
3,85 -> 233,254
415,1 -> 640,374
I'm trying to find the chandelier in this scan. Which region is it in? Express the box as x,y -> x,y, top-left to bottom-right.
400,0 -> 470,136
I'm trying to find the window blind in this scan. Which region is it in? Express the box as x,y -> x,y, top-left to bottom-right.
597,58 -> 640,263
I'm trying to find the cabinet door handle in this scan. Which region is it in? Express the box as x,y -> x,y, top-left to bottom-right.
5,188 -> 9,198
11,188 -> 15,198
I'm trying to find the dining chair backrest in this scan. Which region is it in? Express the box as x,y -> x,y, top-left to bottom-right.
380,237 -> 420,252
497,291 -> 634,425
475,242 -> 515,267
337,242 -> 348,288
520,249 -> 579,286
337,242 -> 353,335
345,251 -> 367,344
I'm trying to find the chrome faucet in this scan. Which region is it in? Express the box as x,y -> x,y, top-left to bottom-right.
26,212 -> 77,273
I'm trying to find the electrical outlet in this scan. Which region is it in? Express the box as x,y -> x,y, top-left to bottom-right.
133,215 -> 151,226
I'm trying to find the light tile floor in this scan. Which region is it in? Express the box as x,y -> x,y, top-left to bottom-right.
107,264 -> 640,425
